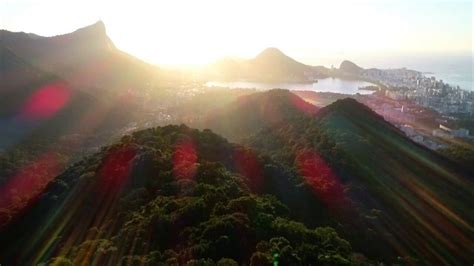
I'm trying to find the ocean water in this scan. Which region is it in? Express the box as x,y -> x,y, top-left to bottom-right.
359,55 -> 473,91
404,56 -> 472,91
205,78 -> 376,95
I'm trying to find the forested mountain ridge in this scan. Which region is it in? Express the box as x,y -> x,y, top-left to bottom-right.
0,125 -> 366,265
1,90 -> 472,265
187,89 -> 474,264
244,95 -> 474,265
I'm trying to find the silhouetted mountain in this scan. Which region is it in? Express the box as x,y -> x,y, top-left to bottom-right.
338,60 -> 364,74
0,21 -> 160,98
0,22 -> 166,153
207,48 -> 328,82
0,46 -> 54,94
0,45 -> 140,152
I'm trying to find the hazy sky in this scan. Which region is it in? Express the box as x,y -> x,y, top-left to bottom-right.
1,0 -> 472,66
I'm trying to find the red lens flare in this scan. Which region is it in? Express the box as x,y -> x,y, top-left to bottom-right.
233,148 -> 264,191
289,93 -> 318,115
173,139 -> 197,180
98,145 -> 137,194
296,150 -> 347,209
0,152 -> 62,225
19,81 -> 71,120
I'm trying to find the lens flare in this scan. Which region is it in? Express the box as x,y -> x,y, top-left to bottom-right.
296,150 -> 347,209
233,148 -> 264,191
98,145 -> 137,194
19,81 -> 71,120
173,139 -> 197,180
0,152 -> 62,225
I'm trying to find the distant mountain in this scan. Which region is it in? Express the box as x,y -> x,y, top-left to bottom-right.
338,60 -> 364,75
0,46 -> 52,91
206,48 -> 329,82
0,21 -> 172,150
0,21 -> 161,98
0,22 -> 160,189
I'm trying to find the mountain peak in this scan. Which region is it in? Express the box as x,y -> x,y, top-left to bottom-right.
64,20 -> 115,50
318,98 -> 375,119
339,60 -> 364,74
255,47 -> 288,60
72,20 -> 107,37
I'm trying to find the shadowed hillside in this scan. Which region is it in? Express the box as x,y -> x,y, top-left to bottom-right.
0,21 -> 161,98
1,89 -> 473,265
192,89 -> 474,264
0,125 -> 362,265
245,95 -> 474,264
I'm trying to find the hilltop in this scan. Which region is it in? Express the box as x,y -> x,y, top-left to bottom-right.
246,95 -> 474,264
338,60 -> 364,75
0,125 -> 358,265
206,47 -> 329,82
205,89 -> 318,141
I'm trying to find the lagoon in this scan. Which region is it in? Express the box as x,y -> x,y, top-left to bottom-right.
205,78 -> 377,95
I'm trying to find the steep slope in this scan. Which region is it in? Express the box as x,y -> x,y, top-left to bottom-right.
0,46 -> 95,149
198,89 -> 474,264
314,99 -> 474,264
0,21 -> 161,98
338,60 -> 364,75
0,46 -> 59,113
246,96 -> 474,264
206,48 -> 328,82
2,88 -> 472,264
0,46 -> 54,92
0,125 -> 362,265
0,21 -> 163,170
0,46 -> 139,152
0,22 -> 165,151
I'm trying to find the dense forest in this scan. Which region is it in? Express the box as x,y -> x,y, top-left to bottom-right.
0,125 -> 367,265
1,90 -> 473,265
2,19 -> 473,266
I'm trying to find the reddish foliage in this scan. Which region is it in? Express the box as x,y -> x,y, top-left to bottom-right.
173,139 -> 197,180
289,93 -> 318,116
296,150 -> 347,208
0,152 -> 62,223
98,145 -> 137,194
233,148 -> 264,191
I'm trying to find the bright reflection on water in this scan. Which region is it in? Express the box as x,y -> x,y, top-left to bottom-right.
206,78 -> 376,95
